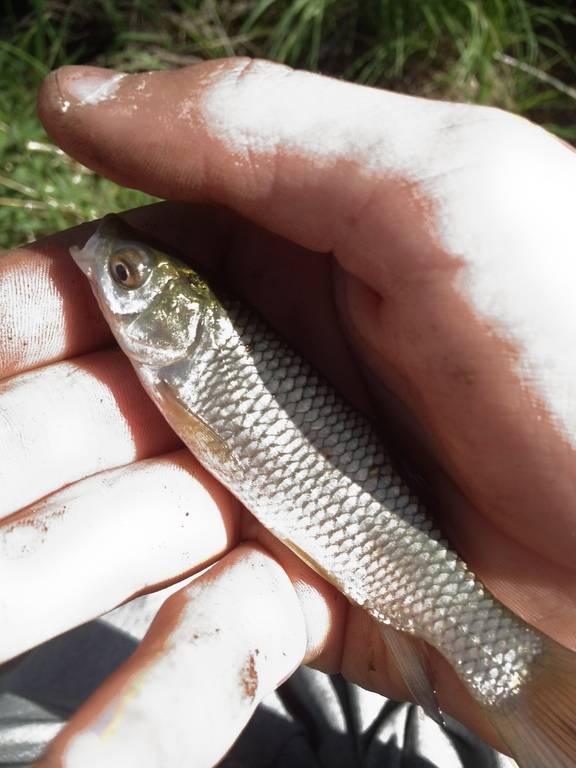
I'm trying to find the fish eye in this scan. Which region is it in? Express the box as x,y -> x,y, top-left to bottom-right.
109,246 -> 153,289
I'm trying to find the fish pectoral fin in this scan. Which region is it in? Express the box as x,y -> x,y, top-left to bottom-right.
378,623 -> 444,726
156,380 -> 244,480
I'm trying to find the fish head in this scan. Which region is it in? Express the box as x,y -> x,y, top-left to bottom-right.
70,214 -> 221,367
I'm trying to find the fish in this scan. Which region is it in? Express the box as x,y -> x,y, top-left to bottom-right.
71,214 -> 576,768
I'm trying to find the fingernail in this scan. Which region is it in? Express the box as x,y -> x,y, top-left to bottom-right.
50,66 -> 128,113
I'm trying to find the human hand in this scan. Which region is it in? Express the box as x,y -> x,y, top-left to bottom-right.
2,58 -> 575,766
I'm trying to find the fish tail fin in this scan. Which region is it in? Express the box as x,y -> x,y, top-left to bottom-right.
487,636 -> 576,768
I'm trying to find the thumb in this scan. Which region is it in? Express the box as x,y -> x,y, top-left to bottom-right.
38,58 -> 456,253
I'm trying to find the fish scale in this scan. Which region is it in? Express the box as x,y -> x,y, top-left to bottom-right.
73,214 -> 576,767
155,294 -> 542,707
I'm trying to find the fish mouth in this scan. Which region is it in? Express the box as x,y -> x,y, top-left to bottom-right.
70,242 -> 95,277
69,230 -> 101,278
69,214 -> 126,277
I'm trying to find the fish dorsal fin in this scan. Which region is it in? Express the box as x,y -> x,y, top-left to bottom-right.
155,379 -> 244,484
378,623 -> 444,726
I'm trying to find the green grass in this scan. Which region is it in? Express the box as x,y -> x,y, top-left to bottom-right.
1,0 -> 575,249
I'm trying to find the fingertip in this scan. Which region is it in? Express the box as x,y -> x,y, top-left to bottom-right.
38,66 -> 142,186
37,66 -> 126,160
40,543 -> 308,767
40,65 -> 124,110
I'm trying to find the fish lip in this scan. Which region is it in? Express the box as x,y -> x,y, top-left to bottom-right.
69,231 -> 99,278
69,243 -> 93,277
69,214 -> 122,277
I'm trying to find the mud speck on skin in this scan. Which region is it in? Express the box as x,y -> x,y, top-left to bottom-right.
240,653 -> 258,701
5,503 -> 67,536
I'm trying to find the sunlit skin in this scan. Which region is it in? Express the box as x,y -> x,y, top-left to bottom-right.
0,58 -> 574,765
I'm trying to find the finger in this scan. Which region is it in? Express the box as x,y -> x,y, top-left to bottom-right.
0,348 -> 176,519
0,225 -> 109,381
37,60 -> 453,254
241,515 -> 507,753
1,449 -> 239,662
37,544 -> 308,768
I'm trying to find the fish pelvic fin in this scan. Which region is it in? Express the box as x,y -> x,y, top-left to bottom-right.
378,623 -> 444,726
486,636 -> 576,768
155,379 -> 244,483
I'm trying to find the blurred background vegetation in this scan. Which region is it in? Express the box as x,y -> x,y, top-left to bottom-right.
0,0 -> 575,248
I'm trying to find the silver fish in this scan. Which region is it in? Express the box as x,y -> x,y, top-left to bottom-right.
71,214 -> 576,768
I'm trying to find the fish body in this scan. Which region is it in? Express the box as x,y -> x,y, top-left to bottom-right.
71,215 -> 576,768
